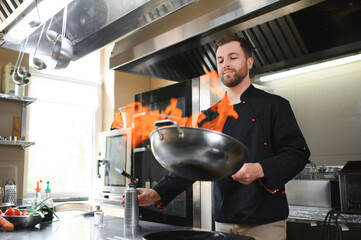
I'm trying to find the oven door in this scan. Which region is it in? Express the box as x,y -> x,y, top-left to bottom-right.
98,128 -> 132,198
133,145 -> 194,227
133,79 -> 198,227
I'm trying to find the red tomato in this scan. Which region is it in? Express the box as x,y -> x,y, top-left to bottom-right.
4,208 -> 21,216
21,210 -> 30,216
0,210 -> 2,214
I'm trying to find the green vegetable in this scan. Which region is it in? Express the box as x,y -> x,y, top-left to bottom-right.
24,197 -> 59,223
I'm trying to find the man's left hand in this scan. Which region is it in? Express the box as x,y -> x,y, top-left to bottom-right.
231,163 -> 265,184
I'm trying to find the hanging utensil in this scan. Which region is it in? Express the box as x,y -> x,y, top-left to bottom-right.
51,5 -> 73,69
33,23 -> 47,70
46,16 -> 58,43
12,37 -> 30,85
17,66 -> 31,78
28,0 -> 41,28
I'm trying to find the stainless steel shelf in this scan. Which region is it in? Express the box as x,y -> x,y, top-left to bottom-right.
0,93 -> 37,146
0,93 -> 37,105
0,140 -> 35,149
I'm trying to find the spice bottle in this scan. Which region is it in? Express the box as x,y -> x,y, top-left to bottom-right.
31,181 -> 41,209
42,181 -> 54,222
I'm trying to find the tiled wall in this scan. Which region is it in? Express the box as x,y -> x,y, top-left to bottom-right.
256,60 -> 361,166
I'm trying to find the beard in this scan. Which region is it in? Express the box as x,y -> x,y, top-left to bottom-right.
220,63 -> 249,88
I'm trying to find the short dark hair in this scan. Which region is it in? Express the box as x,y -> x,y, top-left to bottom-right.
214,34 -> 253,58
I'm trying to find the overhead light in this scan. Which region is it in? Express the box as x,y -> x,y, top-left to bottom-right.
255,53 -> 361,82
2,0 -> 73,44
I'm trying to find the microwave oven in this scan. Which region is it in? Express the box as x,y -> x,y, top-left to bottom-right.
97,128 -> 132,199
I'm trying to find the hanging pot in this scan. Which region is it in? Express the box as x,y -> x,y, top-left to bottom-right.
150,120 -> 248,181
51,35 -> 73,69
51,6 -> 73,69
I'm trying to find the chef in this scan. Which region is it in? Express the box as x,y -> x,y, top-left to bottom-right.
135,34 -> 310,240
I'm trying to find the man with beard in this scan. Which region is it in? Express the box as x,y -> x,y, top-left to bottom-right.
129,34 -> 310,240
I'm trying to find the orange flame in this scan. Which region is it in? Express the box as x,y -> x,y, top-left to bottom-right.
111,71 -> 238,149
111,112 -> 124,129
197,92 -> 238,132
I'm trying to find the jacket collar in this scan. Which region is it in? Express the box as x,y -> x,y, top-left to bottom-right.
240,84 -> 255,101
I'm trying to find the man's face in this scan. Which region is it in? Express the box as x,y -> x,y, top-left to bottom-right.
216,41 -> 253,88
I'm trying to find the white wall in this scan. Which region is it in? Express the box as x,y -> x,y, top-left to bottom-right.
255,59 -> 361,166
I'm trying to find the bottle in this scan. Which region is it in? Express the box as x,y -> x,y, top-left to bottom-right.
124,182 -> 139,227
145,179 -> 151,189
31,181 -> 41,209
151,179 -> 158,188
42,181 -> 54,222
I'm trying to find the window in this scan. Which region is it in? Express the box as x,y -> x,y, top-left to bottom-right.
25,51 -> 101,198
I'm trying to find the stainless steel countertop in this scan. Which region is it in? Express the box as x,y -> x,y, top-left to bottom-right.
288,205 -> 361,225
0,211 -> 254,239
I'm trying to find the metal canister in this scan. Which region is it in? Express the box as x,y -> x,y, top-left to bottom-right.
4,178 -> 17,205
124,183 -> 139,227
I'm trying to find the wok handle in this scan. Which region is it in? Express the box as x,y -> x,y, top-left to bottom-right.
154,120 -> 184,140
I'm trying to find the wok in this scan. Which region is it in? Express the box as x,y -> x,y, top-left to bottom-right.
150,120 -> 248,181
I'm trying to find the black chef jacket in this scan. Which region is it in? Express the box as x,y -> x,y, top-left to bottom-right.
153,84 -> 310,224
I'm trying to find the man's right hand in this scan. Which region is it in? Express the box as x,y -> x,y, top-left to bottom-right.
137,188 -> 161,206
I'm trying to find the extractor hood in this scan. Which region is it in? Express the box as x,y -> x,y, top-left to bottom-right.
2,0 -> 361,77
110,0 -> 361,81
0,0 -> 198,63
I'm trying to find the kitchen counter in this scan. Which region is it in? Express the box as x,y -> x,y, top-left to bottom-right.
0,211 -> 254,240
287,206 -> 361,240
288,205 -> 361,226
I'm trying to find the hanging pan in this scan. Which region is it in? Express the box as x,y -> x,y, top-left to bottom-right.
51,5 -> 73,69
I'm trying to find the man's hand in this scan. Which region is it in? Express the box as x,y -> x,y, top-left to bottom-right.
121,188 -> 161,206
138,188 -> 161,206
231,163 -> 265,184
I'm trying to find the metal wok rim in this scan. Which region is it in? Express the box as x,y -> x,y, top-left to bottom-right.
150,125 -> 246,146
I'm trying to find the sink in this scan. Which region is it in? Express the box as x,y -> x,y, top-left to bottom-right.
54,201 -> 99,212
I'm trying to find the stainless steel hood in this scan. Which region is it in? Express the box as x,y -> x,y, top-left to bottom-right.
0,0 -> 198,62
110,0 -> 361,81
2,0 -> 361,77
